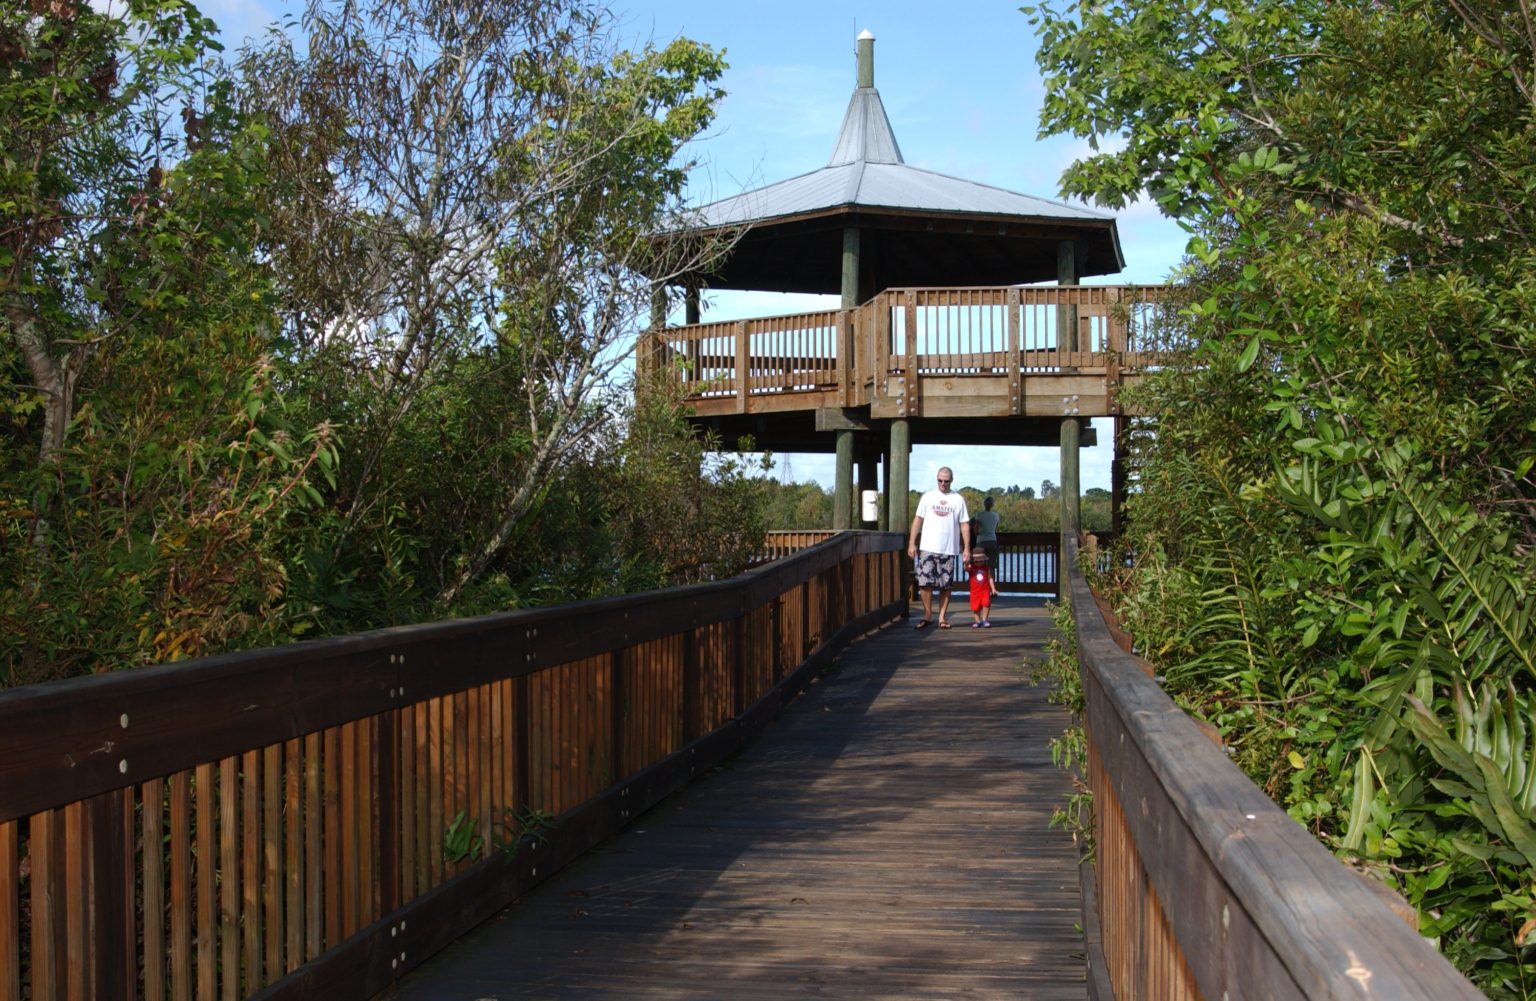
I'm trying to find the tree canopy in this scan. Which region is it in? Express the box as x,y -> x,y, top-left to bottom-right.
2,0 -> 763,684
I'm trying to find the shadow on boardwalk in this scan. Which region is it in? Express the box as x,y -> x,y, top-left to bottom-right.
385,597 -> 1086,1000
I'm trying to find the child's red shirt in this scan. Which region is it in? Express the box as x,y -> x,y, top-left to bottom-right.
967,563 -> 993,612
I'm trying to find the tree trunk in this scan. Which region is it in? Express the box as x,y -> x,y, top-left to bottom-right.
6,303 -> 73,465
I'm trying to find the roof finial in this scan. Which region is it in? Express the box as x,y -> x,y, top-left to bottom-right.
856,29 -> 875,89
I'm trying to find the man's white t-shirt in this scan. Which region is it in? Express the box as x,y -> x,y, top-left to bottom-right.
915,489 -> 969,556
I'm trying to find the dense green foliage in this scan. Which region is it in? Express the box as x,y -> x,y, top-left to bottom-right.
2,0 -> 762,685
3,0 -> 330,677
1026,0 -> 1536,991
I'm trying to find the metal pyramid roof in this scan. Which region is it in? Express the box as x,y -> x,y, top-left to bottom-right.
690,31 -> 1111,232
661,31 -> 1124,292
690,159 -> 1113,230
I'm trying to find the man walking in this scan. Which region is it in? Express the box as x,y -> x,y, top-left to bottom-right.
908,466 -> 970,629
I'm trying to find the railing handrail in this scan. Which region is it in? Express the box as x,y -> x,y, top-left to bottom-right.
652,284 -> 1168,341
0,534 -> 891,823
1065,533 -> 1482,1000
640,283 -> 1172,418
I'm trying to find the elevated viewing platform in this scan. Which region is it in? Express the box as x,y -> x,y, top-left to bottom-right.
638,283 -> 1169,454
634,30 -> 1170,530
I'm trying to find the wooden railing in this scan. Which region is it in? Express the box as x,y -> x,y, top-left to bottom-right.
0,533 -> 906,1000
992,532 -> 1060,595
756,530 -> 839,565
876,285 -> 1163,376
1064,535 -> 1483,1001
759,531 -> 1060,595
638,285 -> 1170,416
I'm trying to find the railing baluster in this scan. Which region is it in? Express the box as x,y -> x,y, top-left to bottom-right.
241,748 -> 261,989
283,739 -> 303,975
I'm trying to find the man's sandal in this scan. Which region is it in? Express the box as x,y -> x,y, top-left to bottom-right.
914,619 -> 931,630
937,621 -> 952,629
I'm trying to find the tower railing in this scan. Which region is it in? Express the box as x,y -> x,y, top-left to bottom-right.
638,285 -> 1172,416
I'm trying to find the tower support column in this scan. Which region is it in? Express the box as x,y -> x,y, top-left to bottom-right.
834,430 -> 855,530
1060,418 -> 1081,536
889,419 -> 911,533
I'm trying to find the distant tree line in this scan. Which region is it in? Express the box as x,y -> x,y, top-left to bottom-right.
758,478 -> 1112,533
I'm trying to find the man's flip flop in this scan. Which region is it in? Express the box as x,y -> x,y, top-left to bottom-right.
937,621 -> 952,629
914,619 -> 930,630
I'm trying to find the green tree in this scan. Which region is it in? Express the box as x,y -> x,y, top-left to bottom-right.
238,0 -> 733,622
1026,1 -> 1536,989
759,480 -> 834,530
2,0 -> 333,681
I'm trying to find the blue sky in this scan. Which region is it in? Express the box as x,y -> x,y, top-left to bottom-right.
207,0 -> 1189,495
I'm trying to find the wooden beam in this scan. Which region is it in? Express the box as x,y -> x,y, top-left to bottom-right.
815,407 -> 874,432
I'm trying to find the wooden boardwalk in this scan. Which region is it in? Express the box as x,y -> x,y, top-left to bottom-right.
384,598 -> 1086,1000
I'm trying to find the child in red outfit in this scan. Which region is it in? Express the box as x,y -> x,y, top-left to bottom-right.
966,548 -> 998,627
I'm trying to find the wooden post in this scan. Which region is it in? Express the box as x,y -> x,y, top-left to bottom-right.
1061,417 -> 1081,538
734,319 -> 749,415
376,707 -> 401,918
836,310 -> 853,407
650,285 -> 668,330
682,624 -> 700,742
833,429 -> 854,530
609,648 -> 627,784
874,294 -> 892,405
1058,240 -> 1079,367
513,675 -> 530,831
1007,287 -> 1022,415
842,227 -> 861,310
731,613 -> 747,719
889,419 -> 911,534
1112,415 -> 1129,539
86,791 -> 130,1000
638,286 -> 665,386
903,292 -> 919,416
771,596 -> 784,683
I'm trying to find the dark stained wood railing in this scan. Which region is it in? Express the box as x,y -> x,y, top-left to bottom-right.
757,529 -> 838,564
1064,534 -> 1483,1001
638,285 -> 1171,419
0,533 -> 905,1000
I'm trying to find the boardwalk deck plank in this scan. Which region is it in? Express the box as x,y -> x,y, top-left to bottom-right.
385,599 -> 1086,1000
